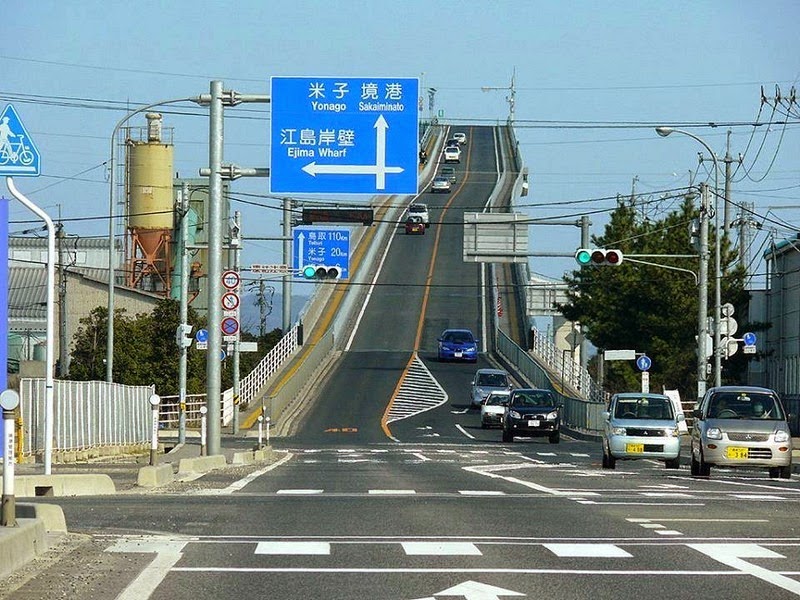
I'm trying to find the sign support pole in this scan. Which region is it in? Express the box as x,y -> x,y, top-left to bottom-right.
7,178 -> 55,475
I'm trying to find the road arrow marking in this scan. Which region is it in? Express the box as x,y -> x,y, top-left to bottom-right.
434,580 -> 525,599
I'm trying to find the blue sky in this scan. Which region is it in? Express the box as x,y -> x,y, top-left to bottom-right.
3,0 -> 799,288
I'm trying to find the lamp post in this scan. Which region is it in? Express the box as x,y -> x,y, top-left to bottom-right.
106,97 -> 195,383
656,127 -> 722,389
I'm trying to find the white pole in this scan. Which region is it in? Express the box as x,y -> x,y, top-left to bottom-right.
199,406 -> 208,457
266,417 -> 271,446
257,415 -> 263,448
7,178 -> 55,474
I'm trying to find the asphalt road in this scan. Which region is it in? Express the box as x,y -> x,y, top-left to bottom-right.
5,126 -> 800,599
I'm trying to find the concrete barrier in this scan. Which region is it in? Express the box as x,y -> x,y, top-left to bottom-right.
0,518 -> 47,579
16,502 -> 68,533
137,464 -> 175,488
177,454 -> 227,476
231,447 -> 274,465
15,474 -> 116,497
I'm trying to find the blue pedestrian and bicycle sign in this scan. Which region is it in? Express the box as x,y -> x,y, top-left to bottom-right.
0,104 -> 41,176
636,355 -> 652,372
270,76 -> 419,195
293,227 -> 350,279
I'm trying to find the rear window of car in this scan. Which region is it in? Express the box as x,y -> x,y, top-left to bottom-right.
441,167 -> 455,175
485,395 -> 509,406
409,205 -> 427,213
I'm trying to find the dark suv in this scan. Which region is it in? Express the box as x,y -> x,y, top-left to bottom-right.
502,388 -> 560,443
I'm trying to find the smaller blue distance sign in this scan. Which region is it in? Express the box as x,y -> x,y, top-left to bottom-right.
293,227 -> 350,279
270,77 -> 419,195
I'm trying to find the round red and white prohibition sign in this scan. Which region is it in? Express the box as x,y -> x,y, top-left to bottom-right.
221,270 -> 241,290
221,292 -> 240,311
221,316 -> 240,336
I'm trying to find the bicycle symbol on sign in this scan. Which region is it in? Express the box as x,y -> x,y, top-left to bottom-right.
0,134 -> 35,166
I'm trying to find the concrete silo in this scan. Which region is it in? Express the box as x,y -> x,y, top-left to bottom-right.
126,113 -> 174,293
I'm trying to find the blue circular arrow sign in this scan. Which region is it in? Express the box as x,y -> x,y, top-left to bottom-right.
743,331 -> 757,346
636,355 -> 652,372
195,328 -> 209,343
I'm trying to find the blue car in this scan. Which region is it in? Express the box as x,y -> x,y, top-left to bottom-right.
437,329 -> 479,362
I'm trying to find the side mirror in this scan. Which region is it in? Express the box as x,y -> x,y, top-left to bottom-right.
602,411 -> 610,420
692,408 -> 703,419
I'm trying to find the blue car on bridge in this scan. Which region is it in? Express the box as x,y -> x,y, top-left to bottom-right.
437,329 -> 479,362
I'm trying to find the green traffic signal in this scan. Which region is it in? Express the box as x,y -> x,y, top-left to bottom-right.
302,265 -> 317,278
575,249 -> 592,266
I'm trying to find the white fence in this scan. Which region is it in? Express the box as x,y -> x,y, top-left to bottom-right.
529,327 -> 606,403
19,379 -> 154,456
237,323 -> 300,409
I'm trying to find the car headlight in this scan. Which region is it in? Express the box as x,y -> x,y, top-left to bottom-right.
705,427 -> 723,440
508,410 -> 522,420
611,427 -> 626,436
774,430 -> 790,443
545,410 -> 558,420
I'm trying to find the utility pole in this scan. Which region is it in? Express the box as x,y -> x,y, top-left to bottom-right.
697,183 -> 710,399
177,182 -> 190,445
579,215 -> 591,372
56,222 -> 69,377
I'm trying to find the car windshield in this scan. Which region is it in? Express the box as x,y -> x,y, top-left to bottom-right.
485,395 -> 508,407
477,373 -> 508,387
511,391 -> 555,407
409,205 -> 426,213
614,397 -> 674,420
443,331 -> 473,344
707,392 -> 785,420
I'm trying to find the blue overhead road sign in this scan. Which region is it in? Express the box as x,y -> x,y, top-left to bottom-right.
0,104 -> 41,176
293,227 -> 350,279
270,76 -> 419,195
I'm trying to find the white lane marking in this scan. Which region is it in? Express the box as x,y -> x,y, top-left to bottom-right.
402,542 -> 482,556
456,424 -> 476,439
544,543 -> 632,558
577,502 -> 705,507
459,490 -> 506,496
655,530 -> 684,536
411,453 -> 430,462
640,492 -> 694,498
629,518 -> 770,523
255,542 -> 330,555
537,452 -> 557,457
639,524 -> 666,529
732,494 -> 786,501
689,543 -> 800,595
205,452 -> 293,495
387,354 -> 449,424
463,463 -> 570,496
108,538 -> 189,600
276,489 -> 324,495
368,489 -> 416,495
171,567 -> 751,575
570,453 -> 590,457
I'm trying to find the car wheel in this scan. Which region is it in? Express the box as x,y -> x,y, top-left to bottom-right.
548,432 -> 560,444
697,450 -> 711,477
769,467 -> 780,479
481,422 -> 488,429
779,465 -> 792,479
690,448 -> 700,476
602,447 -> 616,470
665,457 -> 680,470
502,429 -> 513,443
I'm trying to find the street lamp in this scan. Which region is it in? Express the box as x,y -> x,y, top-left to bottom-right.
656,126 -> 722,390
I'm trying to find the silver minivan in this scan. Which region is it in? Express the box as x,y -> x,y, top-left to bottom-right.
691,386 -> 793,479
601,393 -> 683,470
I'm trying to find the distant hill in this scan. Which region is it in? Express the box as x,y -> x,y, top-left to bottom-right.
238,291 -> 311,335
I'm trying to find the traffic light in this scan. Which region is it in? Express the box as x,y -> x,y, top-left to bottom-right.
302,265 -> 341,280
175,323 -> 193,348
575,248 -> 624,266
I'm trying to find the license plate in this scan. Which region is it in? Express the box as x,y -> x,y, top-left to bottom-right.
454,351 -> 462,358
626,443 -> 644,453
726,447 -> 749,459
528,420 -> 540,427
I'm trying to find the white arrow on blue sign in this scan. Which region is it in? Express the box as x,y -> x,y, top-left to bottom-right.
636,354 -> 652,372
270,76 -> 418,195
0,104 -> 41,176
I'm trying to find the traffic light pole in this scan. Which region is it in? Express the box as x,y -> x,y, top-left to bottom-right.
697,184 -> 710,399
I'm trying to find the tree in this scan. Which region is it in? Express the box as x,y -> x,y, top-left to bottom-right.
559,194 -> 746,400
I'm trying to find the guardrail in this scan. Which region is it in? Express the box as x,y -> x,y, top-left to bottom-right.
236,322 -> 300,410
19,379 -> 154,456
